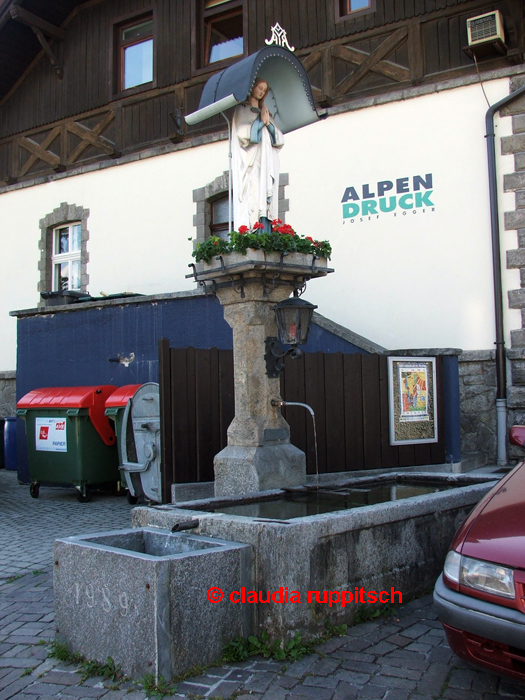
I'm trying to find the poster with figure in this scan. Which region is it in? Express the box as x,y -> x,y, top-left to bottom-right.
399,364 -> 429,421
388,357 -> 437,445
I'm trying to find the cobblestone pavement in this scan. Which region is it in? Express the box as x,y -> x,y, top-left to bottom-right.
2,469 -> 525,700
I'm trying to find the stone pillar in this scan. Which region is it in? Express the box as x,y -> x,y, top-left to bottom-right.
213,278 -> 306,496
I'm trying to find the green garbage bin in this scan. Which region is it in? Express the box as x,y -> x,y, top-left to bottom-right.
17,386 -> 119,502
104,384 -> 142,504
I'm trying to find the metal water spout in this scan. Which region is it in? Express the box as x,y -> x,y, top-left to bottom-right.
271,399 -> 319,487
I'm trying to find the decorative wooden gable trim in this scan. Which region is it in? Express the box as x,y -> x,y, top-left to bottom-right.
301,26 -> 412,105
11,108 -> 119,181
332,27 -> 409,96
66,111 -> 120,164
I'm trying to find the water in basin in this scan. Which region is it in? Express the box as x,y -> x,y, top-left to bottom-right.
208,479 -> 471,520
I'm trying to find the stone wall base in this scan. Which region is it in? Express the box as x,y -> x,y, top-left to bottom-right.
0,371 -> 16,418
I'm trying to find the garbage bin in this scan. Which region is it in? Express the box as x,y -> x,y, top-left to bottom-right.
104,383 -> 161,504
4,417 -> 17,471
17,386 -> 119,502
104,384 -> 142,504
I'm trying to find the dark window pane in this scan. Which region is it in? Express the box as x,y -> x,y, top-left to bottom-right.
57,227 -> 69,254
207,12 -> 243,63
122,20 -> 153,42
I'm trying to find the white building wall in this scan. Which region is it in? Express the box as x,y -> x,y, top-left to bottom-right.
0,76 -> 519,370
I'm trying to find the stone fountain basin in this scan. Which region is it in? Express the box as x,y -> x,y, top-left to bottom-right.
53,528 -> 253,681
132,473 -> 497,639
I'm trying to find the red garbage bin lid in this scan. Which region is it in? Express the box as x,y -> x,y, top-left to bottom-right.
105,385 -> 143,408
17,386 -> 118,446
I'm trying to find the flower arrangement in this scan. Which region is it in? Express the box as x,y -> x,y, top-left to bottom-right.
192,220 -> 332,264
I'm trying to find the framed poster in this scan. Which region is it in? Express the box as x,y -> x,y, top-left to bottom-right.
388,357 -> 437,445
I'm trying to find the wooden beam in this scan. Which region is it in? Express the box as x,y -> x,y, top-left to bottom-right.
18,127 -> 63,176
333,27 -> 409,96
301,49 -> 322,72
332,44 -> 410,83
9,6 -> 65,40
321,47 -> 333,100
67,111 -> 119,164
32,27 -> 63,78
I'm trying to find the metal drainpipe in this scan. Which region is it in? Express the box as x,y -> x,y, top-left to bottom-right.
485,84 -> 525,466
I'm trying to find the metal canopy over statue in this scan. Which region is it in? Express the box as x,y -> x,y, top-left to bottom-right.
185,43 -> 324,232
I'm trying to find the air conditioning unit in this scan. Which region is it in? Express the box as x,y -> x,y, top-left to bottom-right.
467,10 -> 505,48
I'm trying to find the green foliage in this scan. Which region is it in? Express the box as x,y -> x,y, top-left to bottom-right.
48,641 -> 121,683
141,673 -> 174,698
192,221 -> 332,264
80,656 -> 120,683
223,620 -> 347,664
5,574 -> 23,584
48,640 -> 82,664
354,603 -> 397,625
324,620 -> 348,636
223,629 -> 313,662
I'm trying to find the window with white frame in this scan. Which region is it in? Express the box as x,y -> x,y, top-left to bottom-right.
52,223 -> 82,291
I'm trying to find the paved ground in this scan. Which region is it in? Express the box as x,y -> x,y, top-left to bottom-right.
1,468 -> 525,700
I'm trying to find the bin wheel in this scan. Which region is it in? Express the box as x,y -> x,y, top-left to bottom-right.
127,492 -> 138,505
76,487 -> 92,503
30,483 -> 40,499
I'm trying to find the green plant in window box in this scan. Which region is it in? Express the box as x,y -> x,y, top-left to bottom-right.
192,220 -> 332,264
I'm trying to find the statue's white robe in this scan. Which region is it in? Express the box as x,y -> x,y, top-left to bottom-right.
232,104 -> 284,230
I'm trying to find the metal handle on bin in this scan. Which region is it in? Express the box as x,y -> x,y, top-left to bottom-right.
120,397 -> 154,474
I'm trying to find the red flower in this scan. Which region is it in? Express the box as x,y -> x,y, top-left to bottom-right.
238,225 -> 249,234
306,236 -> 314,242
213,240 -> 219,246
272,218 -> 283,226
253,221 -> 265,230
278,224 -> 295,236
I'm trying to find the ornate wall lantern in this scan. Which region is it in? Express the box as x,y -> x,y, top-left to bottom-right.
265,296 -> 317,377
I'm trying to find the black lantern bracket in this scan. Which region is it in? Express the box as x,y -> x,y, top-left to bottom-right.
265,337 -> 303,378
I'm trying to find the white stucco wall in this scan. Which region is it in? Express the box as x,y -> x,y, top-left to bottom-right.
0,76 -> 519,370
281,77 -> 518,352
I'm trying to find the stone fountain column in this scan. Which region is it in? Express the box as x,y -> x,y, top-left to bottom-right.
213,278 -> 305,497
191,251 -> 332,497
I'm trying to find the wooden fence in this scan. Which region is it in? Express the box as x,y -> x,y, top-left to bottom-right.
159,340 -> 445,501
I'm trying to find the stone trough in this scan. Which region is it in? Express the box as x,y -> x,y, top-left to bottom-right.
53,528 -> 253,681
132,472 -> 497,641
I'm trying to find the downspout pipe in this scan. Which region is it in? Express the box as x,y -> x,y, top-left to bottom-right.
485,84 -> 525,465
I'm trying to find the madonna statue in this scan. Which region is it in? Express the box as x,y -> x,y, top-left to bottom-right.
232,78 -> 284,232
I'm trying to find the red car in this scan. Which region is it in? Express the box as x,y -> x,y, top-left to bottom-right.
434,425 -> 525,681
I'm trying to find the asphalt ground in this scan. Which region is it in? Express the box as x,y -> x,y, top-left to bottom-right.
1,468 -> 525,700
